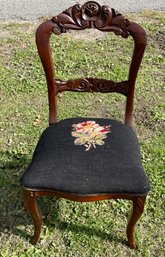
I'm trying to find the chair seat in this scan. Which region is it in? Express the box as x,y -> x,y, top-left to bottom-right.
21,118 -> 150,195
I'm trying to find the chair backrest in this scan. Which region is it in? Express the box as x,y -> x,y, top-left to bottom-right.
36,1 -> 147,127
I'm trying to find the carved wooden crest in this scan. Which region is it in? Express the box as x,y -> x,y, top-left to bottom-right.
52,1 -> 131,38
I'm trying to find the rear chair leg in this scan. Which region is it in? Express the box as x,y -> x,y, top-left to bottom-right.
127,196 -> 146,249
23,189 -> 42,245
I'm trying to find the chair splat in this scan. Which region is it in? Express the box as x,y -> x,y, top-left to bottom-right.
55,78 -> 128,95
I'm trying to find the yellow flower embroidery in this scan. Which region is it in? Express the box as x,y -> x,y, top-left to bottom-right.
71,121 -> 111,151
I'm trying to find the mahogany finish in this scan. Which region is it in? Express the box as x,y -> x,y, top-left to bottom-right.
55,78 -> 129,95
23,189 -> 146,248
23,1 -> 148,249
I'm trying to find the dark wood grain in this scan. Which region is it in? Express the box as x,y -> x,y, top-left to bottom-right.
51,1 -> 131,38
36,1 -> 146,126
55,78 -> 129,95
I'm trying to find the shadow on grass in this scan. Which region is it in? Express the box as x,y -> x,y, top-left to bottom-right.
0,150 -> 127,246
47,220 -> 127,246
14,217 -> 127,246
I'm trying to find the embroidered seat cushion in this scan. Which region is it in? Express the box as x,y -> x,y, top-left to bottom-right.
21,118 -> 150,195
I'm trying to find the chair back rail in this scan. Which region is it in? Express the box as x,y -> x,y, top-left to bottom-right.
36,1 -> 147,126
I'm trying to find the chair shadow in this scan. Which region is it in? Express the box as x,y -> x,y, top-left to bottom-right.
46,219 -> 127,246
0,150 -> 127,246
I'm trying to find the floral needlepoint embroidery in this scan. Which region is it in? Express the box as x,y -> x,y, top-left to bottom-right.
71,121 -> 111,151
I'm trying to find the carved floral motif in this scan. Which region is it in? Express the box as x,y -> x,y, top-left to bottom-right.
52,1 -> 130,37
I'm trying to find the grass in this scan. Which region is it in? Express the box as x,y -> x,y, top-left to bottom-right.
0,10 -> 165,256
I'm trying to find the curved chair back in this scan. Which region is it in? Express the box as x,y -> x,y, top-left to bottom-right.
36,1 -> 147,126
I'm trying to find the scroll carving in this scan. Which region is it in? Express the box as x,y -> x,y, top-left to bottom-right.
55,78 -> 128,96
52,1 -> 131,38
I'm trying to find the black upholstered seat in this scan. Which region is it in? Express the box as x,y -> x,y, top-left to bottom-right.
21,118 -> 150,195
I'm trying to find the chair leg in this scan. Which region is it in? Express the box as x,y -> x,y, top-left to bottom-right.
22,189 -> 42,245
126,196 -> 146,249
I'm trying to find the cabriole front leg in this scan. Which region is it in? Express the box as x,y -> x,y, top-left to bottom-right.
127,196 -> 146,249
22,189 -> 42,245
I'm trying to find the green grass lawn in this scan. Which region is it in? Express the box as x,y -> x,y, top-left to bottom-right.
0,10 -> 165,257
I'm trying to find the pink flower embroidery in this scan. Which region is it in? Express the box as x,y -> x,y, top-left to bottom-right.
71,121 -> 111,151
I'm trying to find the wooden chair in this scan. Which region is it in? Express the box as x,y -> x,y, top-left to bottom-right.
21,1 -> 150,249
